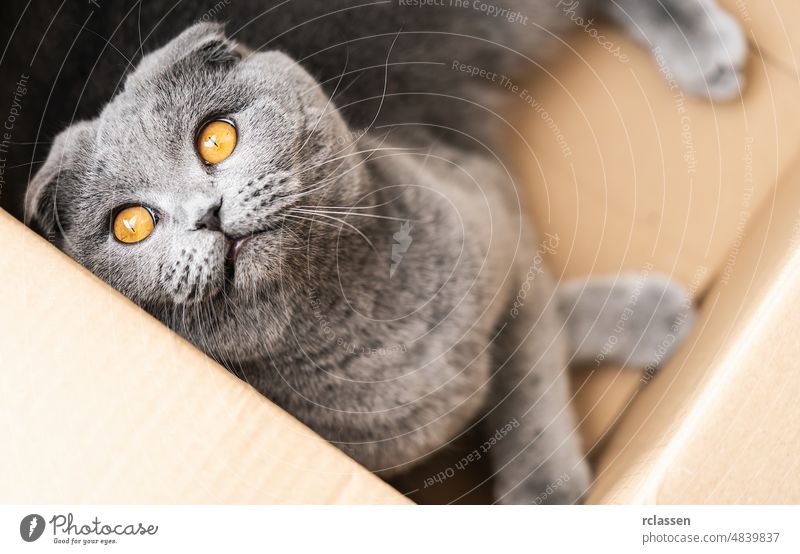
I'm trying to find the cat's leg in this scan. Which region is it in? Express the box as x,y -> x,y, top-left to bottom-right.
487,267 -> 590,505
606,0 -> 747,100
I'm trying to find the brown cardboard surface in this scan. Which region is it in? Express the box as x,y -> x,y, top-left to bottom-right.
570,366 -> 640,458
510,27 -> 800,290
588,160 -> 800,503
0,210 -> 408,504
501,11 -> 800,457
719,0 -> 800,70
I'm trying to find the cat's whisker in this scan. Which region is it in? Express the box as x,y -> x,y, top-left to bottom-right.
9,140 -> 53,146
198,298 -> 248,383
286,132 -> 406,197
287,143 -> 407,201
289,149 -> 417,202
283,212 -> 377,253
265,218 -> 306,251
293,49 -> 350,159
292,130 -> 395,172
348,30 -> 399,148
285,129 -> 392,170
291,207 -> 411,223
293,146 -> 418,176
282,163 -> 364,201
295,193 -> 405,212
7,160 -> 46,170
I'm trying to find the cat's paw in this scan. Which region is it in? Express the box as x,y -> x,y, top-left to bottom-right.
498,460 -> 592,505
623,273 -> 695,370
658,6 -> 747,101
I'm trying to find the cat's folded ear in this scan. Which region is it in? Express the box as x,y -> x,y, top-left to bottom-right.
25,121 -> 94,238
127,23 -> 244,88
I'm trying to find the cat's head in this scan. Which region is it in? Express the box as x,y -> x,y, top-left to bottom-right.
25,23 -> 365,309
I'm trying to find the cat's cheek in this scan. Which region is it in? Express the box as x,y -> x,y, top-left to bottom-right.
86,240 -> 162,307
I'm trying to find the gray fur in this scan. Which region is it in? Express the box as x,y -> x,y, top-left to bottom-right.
24,1 -> 742,503
606,0 -> 746,99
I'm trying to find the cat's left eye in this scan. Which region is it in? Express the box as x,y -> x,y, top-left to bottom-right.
113,206 -> 156,244
197,118 -> 237,164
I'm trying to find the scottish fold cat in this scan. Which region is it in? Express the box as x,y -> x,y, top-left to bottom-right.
22,0 -> 744,503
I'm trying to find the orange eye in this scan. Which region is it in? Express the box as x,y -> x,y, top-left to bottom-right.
113,206 -> 156,244
197,119 -> 237,164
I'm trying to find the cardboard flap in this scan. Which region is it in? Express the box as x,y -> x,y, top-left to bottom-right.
0,210 -> 407,504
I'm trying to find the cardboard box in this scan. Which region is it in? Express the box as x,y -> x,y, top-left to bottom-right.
2,0 -> 799,504
0,211 -> 406,504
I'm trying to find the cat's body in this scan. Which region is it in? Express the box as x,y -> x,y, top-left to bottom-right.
18,0 -> 745,503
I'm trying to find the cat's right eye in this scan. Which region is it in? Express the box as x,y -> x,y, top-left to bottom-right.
197,118 -> 237,164
112,206 -> 156,244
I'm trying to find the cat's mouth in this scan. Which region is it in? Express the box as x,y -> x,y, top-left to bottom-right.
223,233 -> 257,285
221,220 -> 286,287
223,216 -> 289,267
226,235 -> 254,263
222,226 -> 274,278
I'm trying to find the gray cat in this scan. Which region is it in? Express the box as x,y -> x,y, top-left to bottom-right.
24,0 -> 744,504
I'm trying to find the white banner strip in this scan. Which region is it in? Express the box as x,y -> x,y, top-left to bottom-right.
1,505 -> 797,553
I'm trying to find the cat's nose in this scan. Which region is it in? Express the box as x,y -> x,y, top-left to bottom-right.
195,202 -> 222,232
